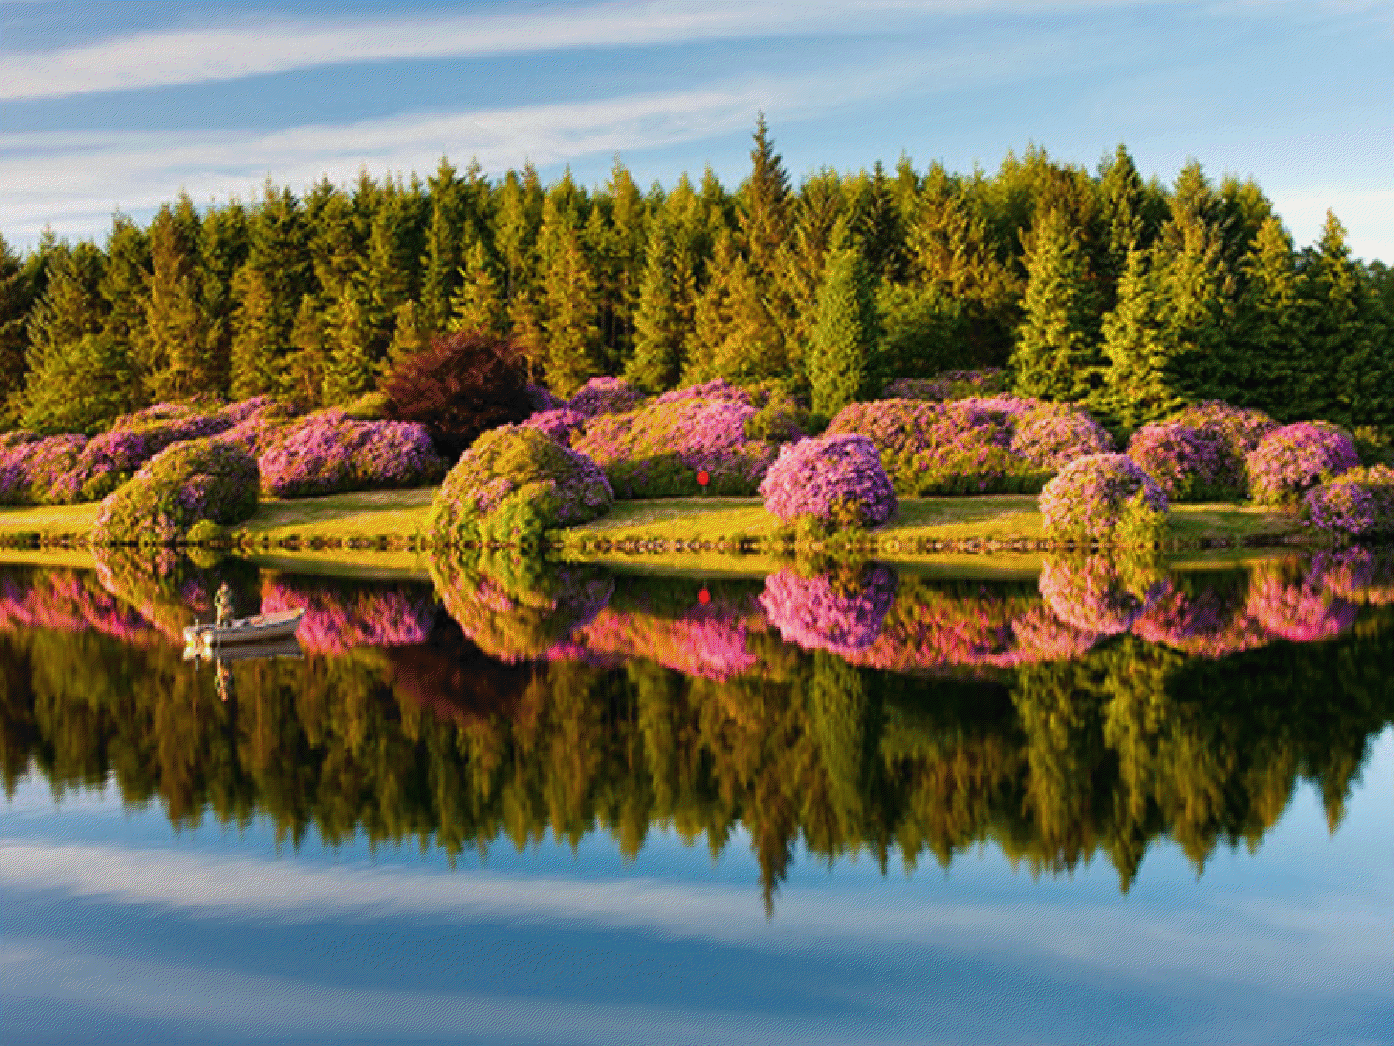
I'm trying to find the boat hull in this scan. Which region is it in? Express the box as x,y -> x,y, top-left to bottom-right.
183,608 -> 304,647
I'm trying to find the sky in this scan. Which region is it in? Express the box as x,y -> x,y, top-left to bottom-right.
1,0 -> 1390,261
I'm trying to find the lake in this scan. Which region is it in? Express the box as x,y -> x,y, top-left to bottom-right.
3,548 -> 1391,1045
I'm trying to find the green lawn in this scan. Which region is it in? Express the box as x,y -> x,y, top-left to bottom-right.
233,487 -> 437,543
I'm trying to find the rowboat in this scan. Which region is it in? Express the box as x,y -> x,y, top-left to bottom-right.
182,635 -> 303,663
183,608 -> 304,648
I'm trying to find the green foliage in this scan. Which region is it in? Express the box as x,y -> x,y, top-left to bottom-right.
808,245 -> 879,420
875,283 -> 970,380
1011,208 -> 1102,402
91,438 -> 258,545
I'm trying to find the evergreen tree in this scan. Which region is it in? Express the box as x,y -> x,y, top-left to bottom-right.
1096,144 -> 1147,307
21,331 -> 136,435
626,213 -> 684,390
229,265 -> 279,399
1234,217 -> 1304,416
386,300 -> 430,371
98,215 -> 150,369
808,241 -> 878,419
0,234 -> 36,423
448,239 -> 505,336
1097,247 -> 1179,429
541,226 -> 601,396
198,201 -> 249,396
1303,211 -> 1379,427
138,204 -> 210,400
420,158 -> 465,332
1011,208 -> 1102,402
285,294 -> 330,405
323,278 -> 375,404
229,183 -> 310,397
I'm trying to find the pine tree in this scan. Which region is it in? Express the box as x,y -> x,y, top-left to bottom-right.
228,183 -> 310,397
285,294 -> 330,405
386,300 -> 430,371
1234,217 -> 1303,416
1011,208 -> 1102,402
541,226 -> 601,396
1097,144 -> 1147,308
1303,211 -> 1377,427
448,239 -> 504,336
99,215 -> 150,370
323,278 -> 375,404
198,201 -> 249,396
229,264 -> 279,399
808,242 -> 878,420
139,205 -> 210,400
21,331 -> 137,435
626,213 -> 684,390
0,234 -> 37,423
1097,247 -> 1179,429
420,158 -> 464,332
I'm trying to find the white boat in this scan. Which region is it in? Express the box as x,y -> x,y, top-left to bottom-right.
182,635 -> 303,663
183,608 -> 304,648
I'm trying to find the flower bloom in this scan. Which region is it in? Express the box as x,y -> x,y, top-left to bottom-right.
759,434 -> 897,527
1246,422 -> 1358,506
1039,454 -> 1168,543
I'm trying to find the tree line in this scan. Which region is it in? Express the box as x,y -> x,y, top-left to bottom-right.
2,118 -> 1390,437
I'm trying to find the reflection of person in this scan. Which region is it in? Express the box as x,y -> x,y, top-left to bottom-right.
215,659 -> 235,703
215,582 -> 234,628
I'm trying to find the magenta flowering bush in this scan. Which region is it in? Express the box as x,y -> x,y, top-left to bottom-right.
215,398 -> 301,456
1302,465 -> 1394,537
0,433 -> 86,505
574,397 -> 778,497
1039,454 -> 1169,544
760,566 -> 897,655
1038,557 -> 1166,635
759,434 -> 897,528
258,408 -> 447,498
566,376 -> 646,418
430,424 -> 613,547
1010,406 -> 1114,470
1168,401 -> 1278,461
1127,422 -> 1236,501
91,438 -> 259,545
1246,564 -> 1356,642
1246,422 -> 1359,506
521,407 -> 587,446
653,378 -> 754,406
883,369 -> 1008,401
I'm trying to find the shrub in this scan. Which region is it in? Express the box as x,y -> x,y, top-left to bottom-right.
92,438 -> 259,545
383,330 -> 533,459
259,409 -> 447,498
759,434 -> 897,528
1039,454 -> 1169,544
526,382 -> 564,413
653,378 -> 754,406
215,398 -> 301,456
430,425 -> 613,547
1168,401 -> 1277,460
1009,405 -> 1114,470
1302,465 -> 1394,537
743,389 -> 808,443
1127,422 -> 1235,501
1246,422 -> 1358,506
0,433 -> 86,505
567,376 -> 646,418
521,407 -> 587,446
573,397 -> 779,497
882,368 -> 1008,401
760,565 -> 897,655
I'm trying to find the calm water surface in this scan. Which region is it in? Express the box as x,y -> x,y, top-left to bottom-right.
3,549 -> 1391,1045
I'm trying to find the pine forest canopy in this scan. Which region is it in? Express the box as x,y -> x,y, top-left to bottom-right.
2,122 -> 1391,440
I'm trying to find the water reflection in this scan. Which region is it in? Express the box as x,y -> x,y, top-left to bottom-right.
2,550 -> 1392,909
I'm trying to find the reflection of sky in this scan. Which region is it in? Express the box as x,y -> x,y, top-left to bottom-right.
5,730 -> 1392,1046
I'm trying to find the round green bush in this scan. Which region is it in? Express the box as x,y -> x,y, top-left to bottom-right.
429,425 -> 613,547
91,438 -> 259,545
1039,453 -> 1169,545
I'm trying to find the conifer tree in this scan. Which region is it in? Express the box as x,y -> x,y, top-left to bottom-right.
229,183 -> 310,397
448,239 -> 505,336
98,215 -> 150,368
626,213 -> 684,390
386,300 -> 430,370
0,234 -> 32,422
21,331 -> 136,435
1011,208 -> 1101,402
808,241 -> 878,420
1234,217 -> 1304,416
229,265 -> 279,399
198,201 -> 249,396
541,226 -> 601,396
1097,247 -> 1178,429
285,294 -> 330,405
1303,211 -> 1379,426
1097,144 -> 1146,307
419,158 -> 464,332
139,207 -> 210,400
323,279 -> 375,404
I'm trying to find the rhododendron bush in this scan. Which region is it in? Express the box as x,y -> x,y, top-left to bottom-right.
521,408 -> 587,446
431,425 -> 612,547
1246,422 -> 1358,506
760,566 -> 897,655
573,396 -> 779,497
566,376 -> 646,418
1127,422 -> 1236,501
883,369 -> 1009,402
1302,465 -> 1394,537
1039,454 -> 1168,544
259,408 -> 447,498
827,397 -> 1111,496
759,434 -> 897,528
92,438 -> 259,545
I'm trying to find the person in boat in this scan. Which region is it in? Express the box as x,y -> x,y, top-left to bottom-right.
215,582 -> 235,628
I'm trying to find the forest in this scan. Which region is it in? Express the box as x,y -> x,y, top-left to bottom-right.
2,119 -> 1391,442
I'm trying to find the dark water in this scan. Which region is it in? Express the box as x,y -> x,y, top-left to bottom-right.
3,549 -> 1392,1045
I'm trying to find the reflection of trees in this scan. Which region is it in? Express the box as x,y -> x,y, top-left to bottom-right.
3,558 -> 1393,909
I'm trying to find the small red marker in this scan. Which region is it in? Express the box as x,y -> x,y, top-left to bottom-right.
697,469 -> 710,487
698,588 -> 711,605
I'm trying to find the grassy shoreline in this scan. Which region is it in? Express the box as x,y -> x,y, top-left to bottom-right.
0,488 -> 1323,571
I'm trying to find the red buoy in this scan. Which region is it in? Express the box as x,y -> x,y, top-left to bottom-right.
697,469 -> 710,487
698,588 -> 711,605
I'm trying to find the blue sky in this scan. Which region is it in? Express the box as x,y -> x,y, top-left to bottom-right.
1,0 -> 1390,260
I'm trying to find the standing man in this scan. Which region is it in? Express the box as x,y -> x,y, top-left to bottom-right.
215,582 -> 235,628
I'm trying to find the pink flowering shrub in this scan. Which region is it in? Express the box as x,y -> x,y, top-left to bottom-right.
0,433 -> 86,505
521,408 -> 587,446
566,377 -> 646,418
574,397 -> 779,497
1246,422 -> 1358,506
1127,422 -> 1236,501
1038,557 -> 1166,635
1009,406 -> 1114,470
760,566 -> 897,655
883,369 -> 1009,401
1168,401 -> 1278,461
759,434 -> 897,528
1246,564 -> 1356,642
1039,454 -> 1168,544
261,577 -> 434,653
258,408 -> 447,498
527,383 -> 564,413
430,425 -> 613,546
92,438 -> 259,545
1302,465 -> 1394,537
653,378 -> 755,406
215,398 -> 301,456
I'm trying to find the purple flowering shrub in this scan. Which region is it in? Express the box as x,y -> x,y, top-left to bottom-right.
527,382 -> 564,413
653,378 -> 755,406
430,556 -> 613,662
0,433 -> 86,505
1038,557 -> 1166,635
215,398 -> 301,456
883,368 -> 1009,401
1039,454 -> 1169,544
258,408 -> 447,498
1302,465 -> 1394,537
1127,422 -> 1236,501
1009,405 -> 1114,470
760,565 -> 897,655
1246,422 -> 1359,506
759,435 -> 897,528
743,389 -> 808,444
430,425 -> 613,547
91,438 -> 259,545
1168,402 -> 1278,461
521,408 -> 587,446
573,397 -> 779,497
566,377 -> 647,419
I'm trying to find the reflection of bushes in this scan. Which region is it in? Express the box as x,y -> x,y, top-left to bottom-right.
261,575 -> 435,653
91,546 -> 259,640
430,554 -> 613,663
1246,561 -> 1357,642
760,565 -> 896,654
0,566 -> 165,646
1039,556 -> 1166,635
